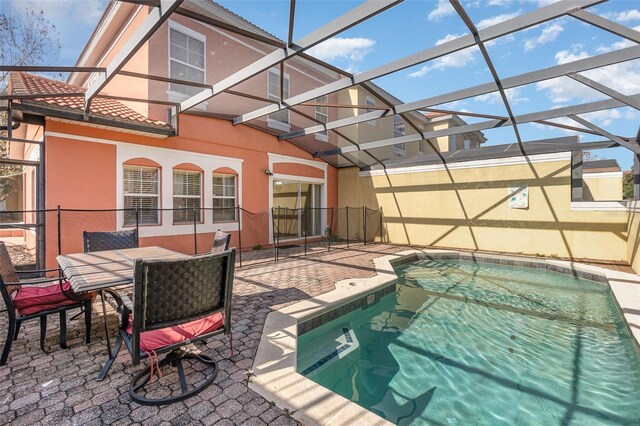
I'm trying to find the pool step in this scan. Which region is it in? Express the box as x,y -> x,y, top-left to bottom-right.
298,327 -> 359,376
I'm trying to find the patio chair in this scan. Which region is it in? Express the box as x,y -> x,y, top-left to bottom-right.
211,230 -> 231,254
99,249 -> 235,405
83,229 -> 138,253
0,242 -> 93,366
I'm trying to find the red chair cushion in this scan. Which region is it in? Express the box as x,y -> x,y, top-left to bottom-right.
13,281 -> 89,316
126,312 -> 224,352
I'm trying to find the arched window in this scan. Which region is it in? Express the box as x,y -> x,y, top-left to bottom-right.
212,168 -> 237,222
123,159 -> 161,226
173,164 -> 203,224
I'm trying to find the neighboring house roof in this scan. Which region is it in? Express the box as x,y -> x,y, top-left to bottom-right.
9,72 -> 172,135
424,112 -> 449,119
584,159 -> 621,173
369,136 -> 579,170
423,112 -> 487,144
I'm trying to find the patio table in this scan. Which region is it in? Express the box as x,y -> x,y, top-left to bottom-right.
57,246 -> 187,293
57,246 -> 189,380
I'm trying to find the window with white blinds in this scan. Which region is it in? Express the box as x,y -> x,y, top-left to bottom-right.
393,115 -> 406,156
213,174 -> 236,222
315,95 -> 328,141
169,28 -> 205,96
123,166 -> 160,225
267,68 -> 290,127
365,95 -> 376,126
173,170 -> 202,224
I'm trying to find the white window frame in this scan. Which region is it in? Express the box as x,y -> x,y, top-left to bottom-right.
315,95 -> 329,142
212,173 -> 237,223
123,165 -> 160,226
365,94 -> 376,126
267,68 -> 291,131
172,169 -> 203,224
393,115 -> 406,155
167,21 -> 207,107
115,142 -> 243,236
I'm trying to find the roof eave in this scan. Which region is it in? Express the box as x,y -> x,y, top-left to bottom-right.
12,102 -> 175,137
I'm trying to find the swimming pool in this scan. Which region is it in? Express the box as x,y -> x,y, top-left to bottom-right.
297,258 -> 640,425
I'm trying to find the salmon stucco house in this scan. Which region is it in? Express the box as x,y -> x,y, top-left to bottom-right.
5,0 -> 485,269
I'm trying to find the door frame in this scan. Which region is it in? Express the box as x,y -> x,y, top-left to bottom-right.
268,174 -> 326,244
272,179 -> 324,241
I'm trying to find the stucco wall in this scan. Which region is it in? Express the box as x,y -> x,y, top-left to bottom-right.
627,207 -> 640,272
583,174 -> 623,201
43,115 -> 337,267
338,154 -> 629,262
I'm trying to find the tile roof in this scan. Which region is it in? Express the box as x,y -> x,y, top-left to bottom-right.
10,72 -> 171,131
584,159 -> 621,173
424,112 -> 450,119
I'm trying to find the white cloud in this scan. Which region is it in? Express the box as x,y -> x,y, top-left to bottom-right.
536,45 -> 640,104
554,47 -> 590,64
475,87 -> 530,104
595,25 -> 640,53
428,0 -> 455,21
435,99 -> 469,110
487,0 -> 513,6
541,109 -> 624,135
523,23 -> 563,51
527,0 -> 561,6
477,12 -> 521,29
578,110 -> 622,128
601,9 -> 640,23
306,37 -> 376,62
409,34 -> 479,78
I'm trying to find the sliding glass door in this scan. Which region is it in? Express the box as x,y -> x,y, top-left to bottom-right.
273,180 -> 322,240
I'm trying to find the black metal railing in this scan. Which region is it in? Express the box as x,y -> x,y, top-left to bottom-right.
0,205 -> 384,269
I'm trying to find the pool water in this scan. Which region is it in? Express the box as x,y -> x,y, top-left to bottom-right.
297,259 -> 640,425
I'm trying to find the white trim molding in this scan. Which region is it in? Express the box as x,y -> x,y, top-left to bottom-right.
45,131 -> 243,237
359,152 -> 572,177
268,153 -> 328,172
571,201 -> 628,211
116,143 -> 243,237
583,171 -> 623,179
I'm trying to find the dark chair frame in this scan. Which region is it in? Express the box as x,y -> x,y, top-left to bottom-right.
211,230 -> 231,254
83,228 -> 140,371
99,249 -> 235,405
83,229 -> 139,253
0,244 -> 91,366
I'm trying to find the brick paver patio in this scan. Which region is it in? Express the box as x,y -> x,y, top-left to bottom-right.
0,243 -> 406,426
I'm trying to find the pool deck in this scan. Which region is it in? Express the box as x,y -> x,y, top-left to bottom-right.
0,243 -> 638,426
251,249 -> 640,426
0,243 -> 407,426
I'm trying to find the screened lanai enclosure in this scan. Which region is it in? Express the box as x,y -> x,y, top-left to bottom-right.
1,0 -> 639,267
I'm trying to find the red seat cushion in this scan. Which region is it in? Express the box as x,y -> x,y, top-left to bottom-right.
126,312 -> 224,352
13,281 -> 89,316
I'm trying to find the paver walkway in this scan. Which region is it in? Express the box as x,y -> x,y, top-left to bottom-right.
0,243 -> 406,425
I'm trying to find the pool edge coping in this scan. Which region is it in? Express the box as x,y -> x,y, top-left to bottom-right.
249,249 -> 640,426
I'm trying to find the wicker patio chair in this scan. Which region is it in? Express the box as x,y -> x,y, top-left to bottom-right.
98,249 -> 235,405
211,230 -> 231,254
0,242 -> 93,366
83,229 -> 138,253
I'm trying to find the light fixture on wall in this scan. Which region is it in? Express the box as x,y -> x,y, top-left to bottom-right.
265,169 -> 274,176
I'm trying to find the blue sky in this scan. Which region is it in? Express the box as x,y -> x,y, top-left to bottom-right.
3,0 -> 640,169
